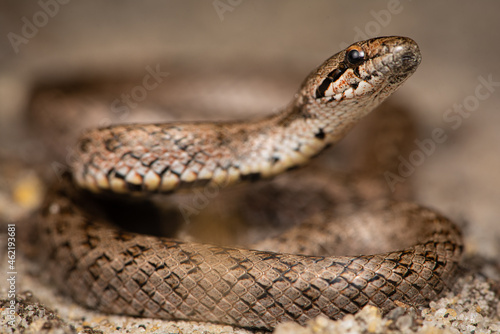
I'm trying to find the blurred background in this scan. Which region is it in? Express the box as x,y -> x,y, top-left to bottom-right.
0,1 -> 499,331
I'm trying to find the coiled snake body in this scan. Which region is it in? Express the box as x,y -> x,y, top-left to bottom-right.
38,37 -> 463,330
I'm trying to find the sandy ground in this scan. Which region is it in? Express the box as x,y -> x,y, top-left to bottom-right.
0,1 -> 499,333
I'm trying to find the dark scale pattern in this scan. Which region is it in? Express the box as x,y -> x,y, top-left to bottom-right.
71,36 -> 423,196
37,37 -> 463,330
39,180 -> 463,330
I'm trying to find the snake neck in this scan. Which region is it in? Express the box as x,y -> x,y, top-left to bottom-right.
232,90 -> 380,179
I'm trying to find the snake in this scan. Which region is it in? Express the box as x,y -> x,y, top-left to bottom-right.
36,36 -> 463,330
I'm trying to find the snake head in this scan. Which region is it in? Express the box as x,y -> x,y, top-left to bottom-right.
305,36 -> 421,111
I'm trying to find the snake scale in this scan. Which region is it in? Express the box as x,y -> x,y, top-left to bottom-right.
37,36 -> 463,330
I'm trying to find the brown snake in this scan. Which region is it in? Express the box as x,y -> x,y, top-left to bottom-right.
37,36 -> 463,330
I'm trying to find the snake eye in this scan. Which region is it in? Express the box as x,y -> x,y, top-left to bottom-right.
345,46 -> 365,67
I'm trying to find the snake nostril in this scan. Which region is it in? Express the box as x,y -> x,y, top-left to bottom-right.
398,51 -> 421,72
401,53 -> 416,63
